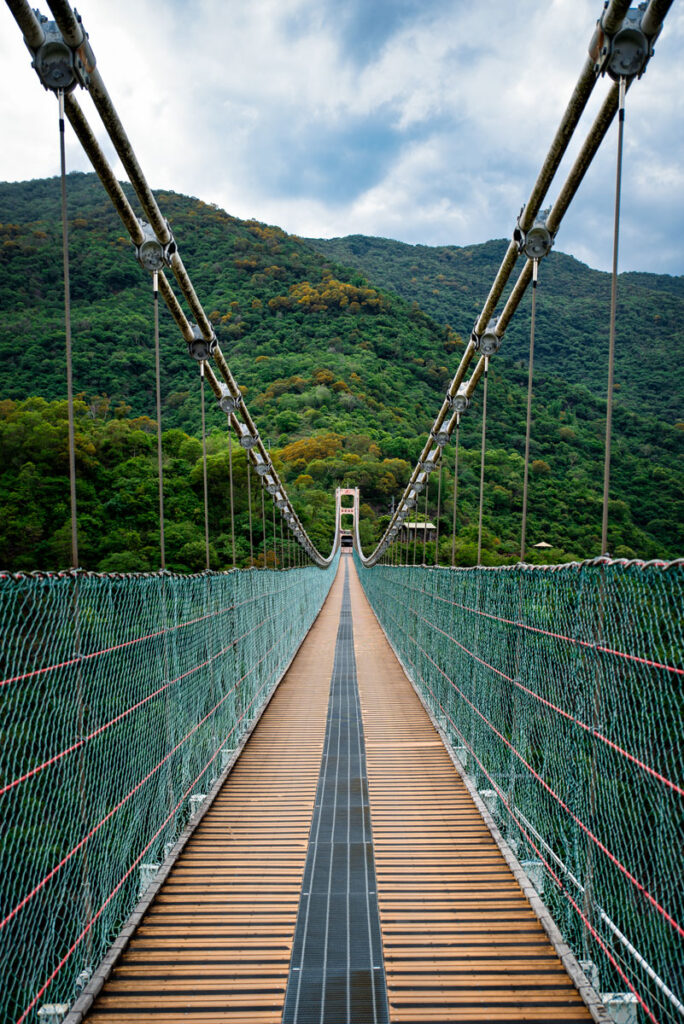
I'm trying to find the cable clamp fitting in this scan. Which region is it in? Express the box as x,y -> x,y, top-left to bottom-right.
28,12 -> 96,93
217,383 -> 243,415
187,324 -> 217,361
237,422 -> 259,450
135,219 -> 177,271
447,384 -> 470,414
589,5 -> 657,80
431,428 -> 451,448
472,317 -> 501,357
419,453 -> 440,474
513,207 -> 554,260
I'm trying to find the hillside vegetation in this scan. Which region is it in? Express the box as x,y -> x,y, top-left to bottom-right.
0,174 -> 681,571
307,234 -> 684,424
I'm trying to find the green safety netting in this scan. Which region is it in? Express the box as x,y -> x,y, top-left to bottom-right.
0,555 -> 338,1024
356,554 -> 683,1024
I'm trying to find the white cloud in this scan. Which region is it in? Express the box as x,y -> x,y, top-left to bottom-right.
0,0 -> 681,273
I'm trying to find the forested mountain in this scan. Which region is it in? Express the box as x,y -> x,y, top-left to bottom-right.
307,234 -> 684,424
0,174 -> 681,571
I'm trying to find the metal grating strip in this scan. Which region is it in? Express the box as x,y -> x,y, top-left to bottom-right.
282,557 -> 390,1024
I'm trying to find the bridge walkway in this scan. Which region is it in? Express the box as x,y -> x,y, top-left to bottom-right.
83,556 -> 593,1023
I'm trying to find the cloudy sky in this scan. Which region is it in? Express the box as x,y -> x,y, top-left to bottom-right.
0,0 -> 682,275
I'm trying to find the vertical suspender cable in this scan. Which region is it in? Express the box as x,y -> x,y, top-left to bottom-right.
272,500 -> 278,569
435,460 -> 443,566
261,485 -> 267,567
247,462 -> 254,567
477,357 -> 490,566
58,90 -> 78,569
520,258 -> 539,561
413,513 -> 418,566
423,488 -> 429,565
451,416 -> 460,567
228,430 -> 236,568
601,76 -> 626,556
152,270 -> 166,569
200,362 -> 210,570
280,517 -> 285,568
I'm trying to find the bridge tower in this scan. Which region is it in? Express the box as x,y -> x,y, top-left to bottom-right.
336,487 -> 359,551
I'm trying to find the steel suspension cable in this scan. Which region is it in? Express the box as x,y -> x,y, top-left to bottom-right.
261,485 -> 267,567
520,259 -> 539,561
272,499 -> 278,569
477,358 -> 490,566
58,89 -> 78,569
451,417 -> 460,567
152,271 -> 166,569
353,2 -> 684,568
199,363 -> 210,570
602,76 -> 627,557
38,1 -> 333,567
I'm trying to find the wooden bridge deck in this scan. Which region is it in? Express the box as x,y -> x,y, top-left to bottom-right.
83,556 -> 594,1024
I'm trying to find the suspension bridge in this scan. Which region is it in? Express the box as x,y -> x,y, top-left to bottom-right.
0,0 -> 682,1022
